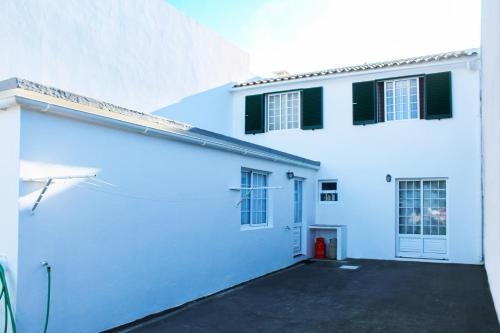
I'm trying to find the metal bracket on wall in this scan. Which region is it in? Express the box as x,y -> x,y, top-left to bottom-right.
23,174 -> 96,214
31,178 -> 53,214
229,186 -> 282,207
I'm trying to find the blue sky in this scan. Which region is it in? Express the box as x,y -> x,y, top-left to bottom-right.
166,0 -> 267,50
167,0 -> 481,76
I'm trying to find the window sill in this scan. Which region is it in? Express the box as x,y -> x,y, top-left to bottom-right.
266,127 -> 301,132
385,118 -> 420,123
240,224 -> 273,231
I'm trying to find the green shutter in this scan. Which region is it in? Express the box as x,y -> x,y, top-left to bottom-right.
352,81 -> 376,125
376,81 -> 385,122
425,72 -> 452,119
301,87 -> 323,130
245,94 -> 265,134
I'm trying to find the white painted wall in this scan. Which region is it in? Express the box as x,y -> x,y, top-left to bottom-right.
15,108 -> 316,332
0,106 -> 20,333
231,60 -> 482,264
481,0 -> 500,320
0,0 -> 250,112
154,82 -> 235,134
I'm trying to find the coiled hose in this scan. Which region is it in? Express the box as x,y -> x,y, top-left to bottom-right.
0,263 -> 51,333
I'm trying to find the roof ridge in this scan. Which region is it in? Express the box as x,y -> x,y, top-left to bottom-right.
234,48 -> 479,88
9,77 -> 193,131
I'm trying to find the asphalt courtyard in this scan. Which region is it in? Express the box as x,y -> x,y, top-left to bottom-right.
113,259 -> 500,333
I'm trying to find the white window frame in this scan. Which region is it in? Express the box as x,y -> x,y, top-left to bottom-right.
319,180 -> 338,204
294,179 -> 304,224
384,77 -> 420,122
293,178 -> 305,256
395,178 -> 450,260
240,169 -> 271,229
266,91 -> 301,132
396,178 -> 448,237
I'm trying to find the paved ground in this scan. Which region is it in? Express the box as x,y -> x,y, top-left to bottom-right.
118,260 -> 499,333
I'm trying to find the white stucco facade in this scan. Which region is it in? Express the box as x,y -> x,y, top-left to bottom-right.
0,0 -> 498,329
154,82 -> 237,134
481,0 -> 500,320
0,105 -> 20,313
0,0 -> 250,112
0,90 -> 317,332
230,59 -> 482,264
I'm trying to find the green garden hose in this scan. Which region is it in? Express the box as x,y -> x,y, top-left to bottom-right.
0,263 -> 51,333
0,264 -> 16,333
43,265 -> 51,333
1,285 -> 7,333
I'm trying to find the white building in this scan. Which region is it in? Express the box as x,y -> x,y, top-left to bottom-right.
168,50 -> 483,264
0,78 -> 318,332
0,0 -> 499,331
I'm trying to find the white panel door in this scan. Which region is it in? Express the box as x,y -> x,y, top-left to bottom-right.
396,179 -> 448,259
293,179 -> 303,255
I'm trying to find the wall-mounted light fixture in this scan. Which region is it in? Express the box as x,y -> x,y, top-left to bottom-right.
286,171 -> 295,180
386,174 -> 392,183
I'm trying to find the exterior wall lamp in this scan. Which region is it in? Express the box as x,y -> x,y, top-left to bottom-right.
286,171 -> 295,180
386,174 -> 392,183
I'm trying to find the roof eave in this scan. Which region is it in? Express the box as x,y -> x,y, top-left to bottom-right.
0,89 -> 320,170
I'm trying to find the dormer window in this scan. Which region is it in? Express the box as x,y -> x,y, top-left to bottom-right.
267,91 -> 300,131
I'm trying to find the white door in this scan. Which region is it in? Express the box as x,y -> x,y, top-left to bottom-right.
293,179 -> 303,255
396,179 -> 448,259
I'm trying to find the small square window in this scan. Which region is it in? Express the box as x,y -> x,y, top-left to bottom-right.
321,182 -> 337,191
319,180 -> 338,203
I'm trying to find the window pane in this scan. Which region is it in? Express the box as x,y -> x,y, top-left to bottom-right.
423,180 -> 446,235
321,182 -> 337,190
280,94 -> 287,130
386,78 -> 419,121
320,180 -> 338,203
409,78 -> 418,119
267,92 -> 300,131
398,181 -> 421,234
240,171 -> 251,225
385,81 -> 394,121
250,172 -> 267,225
286,92 -> 300,129
294,180 -> 303,223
